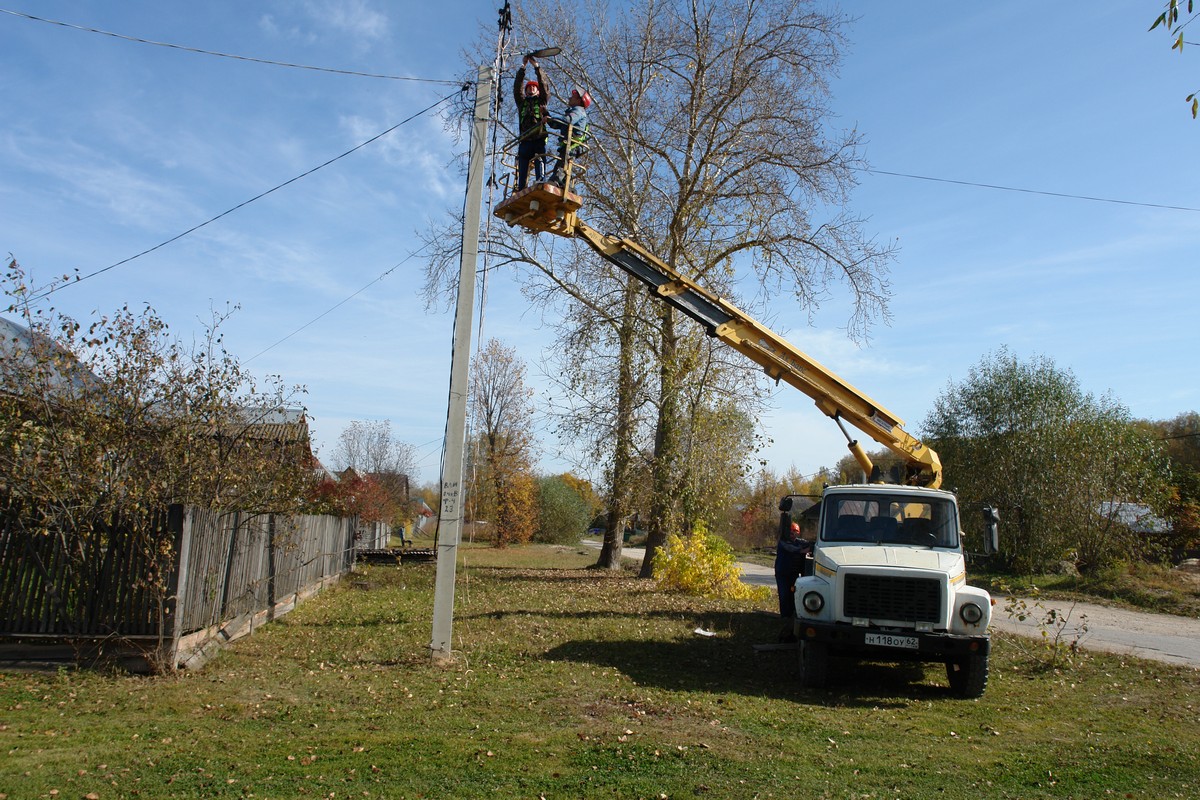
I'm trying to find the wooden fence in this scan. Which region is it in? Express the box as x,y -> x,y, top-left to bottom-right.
0,505 -> 357,671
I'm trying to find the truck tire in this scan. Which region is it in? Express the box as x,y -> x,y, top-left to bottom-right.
799,640 -> 829,689
946,652 -> 988,698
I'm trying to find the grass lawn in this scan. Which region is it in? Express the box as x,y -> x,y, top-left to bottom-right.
2,542 -> 1197,799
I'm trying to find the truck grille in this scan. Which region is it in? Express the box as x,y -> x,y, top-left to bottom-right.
842,574 -> 942,622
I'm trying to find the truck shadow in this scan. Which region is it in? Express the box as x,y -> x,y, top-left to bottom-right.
542,613 -> 960,707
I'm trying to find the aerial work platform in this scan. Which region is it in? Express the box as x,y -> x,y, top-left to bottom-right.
493,181 -> 583,236
489,103 -> 940,486
492,183 -> 942,487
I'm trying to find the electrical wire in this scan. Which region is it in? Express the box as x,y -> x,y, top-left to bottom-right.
478,2 -> 515,341
0,7 -> 460,84
30,89 -> 462,303
244,241 -> 433,364
857,167 -> 1200,213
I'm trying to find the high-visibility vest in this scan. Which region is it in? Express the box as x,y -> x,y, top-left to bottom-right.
519,100 -> 546,139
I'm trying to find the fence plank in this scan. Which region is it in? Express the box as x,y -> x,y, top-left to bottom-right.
0,505 -> 357,670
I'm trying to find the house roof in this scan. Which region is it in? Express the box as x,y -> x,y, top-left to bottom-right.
0,316 -> 102,393
1099,501 -> 1169,534
230,406 -> 311,444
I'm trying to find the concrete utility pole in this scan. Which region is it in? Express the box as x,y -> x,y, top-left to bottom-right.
430,65 -> 492,663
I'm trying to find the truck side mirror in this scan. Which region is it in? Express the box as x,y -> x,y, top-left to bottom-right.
981,506 -> 1000,555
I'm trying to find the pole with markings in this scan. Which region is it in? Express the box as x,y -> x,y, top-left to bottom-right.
430,65 -> 491,662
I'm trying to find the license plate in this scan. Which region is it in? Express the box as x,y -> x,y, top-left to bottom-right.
865,632 -> 918,650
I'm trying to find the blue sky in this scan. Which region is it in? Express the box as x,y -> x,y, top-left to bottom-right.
2,2 -> 1196,487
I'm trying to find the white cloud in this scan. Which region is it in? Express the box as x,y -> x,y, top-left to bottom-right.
340,113 -> 461,200
3,132 -> 198,232
300,0 -> 388,42
257,13 -> 318,45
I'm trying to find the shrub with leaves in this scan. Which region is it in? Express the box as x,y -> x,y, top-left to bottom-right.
306,472 -> 395,523
652,524 -> 769,601
923,348 -> 1170,573
535,474 -> 591,544
1,261 -> 311,521
999,582 -> 1089,670
1,259 -> 311,644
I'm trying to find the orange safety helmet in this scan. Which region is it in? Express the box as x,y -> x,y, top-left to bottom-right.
570,87 -> 593,108
789,522 -> 801,534
524,80 -> 540,96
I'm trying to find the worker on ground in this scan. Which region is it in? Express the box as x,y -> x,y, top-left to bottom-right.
545,87 -> 591,188
774,519 -> 812,643
513,55 -> 549,191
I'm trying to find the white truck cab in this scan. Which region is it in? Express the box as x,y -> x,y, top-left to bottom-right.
790,484 -> 998,697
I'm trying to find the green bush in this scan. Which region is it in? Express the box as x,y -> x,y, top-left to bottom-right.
534,475 -> 590,544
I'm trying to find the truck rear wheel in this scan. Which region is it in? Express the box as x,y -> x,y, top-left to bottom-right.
946,652 -> 988,698
798,640 -> 828,689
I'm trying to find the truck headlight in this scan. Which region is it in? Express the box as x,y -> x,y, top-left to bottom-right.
802,591 -> 825,613
959,602 -> 984,625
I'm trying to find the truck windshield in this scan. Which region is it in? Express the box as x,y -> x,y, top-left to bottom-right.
821,494 -> 959,548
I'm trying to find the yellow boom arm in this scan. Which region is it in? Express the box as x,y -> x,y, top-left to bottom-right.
572,220 -> 942,488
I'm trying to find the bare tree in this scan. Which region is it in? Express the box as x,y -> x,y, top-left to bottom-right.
426,0 -> 894,574
332,420 -> 416,477
332,420 -> 417,522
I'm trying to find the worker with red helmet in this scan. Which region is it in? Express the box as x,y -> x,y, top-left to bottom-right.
545,86 -> 591,187
512,54 -> 549,190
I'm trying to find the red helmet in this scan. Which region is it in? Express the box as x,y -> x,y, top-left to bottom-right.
524,80 -> 540,96
570,88 -> 592,108
789,522 -> 800,534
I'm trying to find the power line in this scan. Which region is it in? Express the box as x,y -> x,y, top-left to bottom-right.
32,89 -> 462,302
0,7 -> 460,85
857,167 -> 1200,213
245,241 -> 433,363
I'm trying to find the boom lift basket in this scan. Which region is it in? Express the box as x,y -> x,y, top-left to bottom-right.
494,182 -> 583,236
494,121 -> 588,237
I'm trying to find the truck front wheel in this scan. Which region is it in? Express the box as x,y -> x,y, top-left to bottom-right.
946,652 -> 988,698
798,640 -> 828,689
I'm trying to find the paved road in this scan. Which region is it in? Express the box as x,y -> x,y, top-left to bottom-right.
598,543 -> 1200,669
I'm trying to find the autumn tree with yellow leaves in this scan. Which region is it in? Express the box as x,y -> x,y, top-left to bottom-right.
468,339 -> 540,546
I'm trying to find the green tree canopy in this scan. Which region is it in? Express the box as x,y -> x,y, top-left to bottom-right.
1143,412 -> 1200,554
922,348 -> 1170,573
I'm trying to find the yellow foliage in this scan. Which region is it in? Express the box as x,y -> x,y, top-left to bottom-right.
652,525 -> 770,602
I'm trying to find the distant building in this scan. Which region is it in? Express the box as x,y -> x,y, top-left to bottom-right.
0,316 -> 102,394
219,405 -> 319,475
1099,501 -> 1169,535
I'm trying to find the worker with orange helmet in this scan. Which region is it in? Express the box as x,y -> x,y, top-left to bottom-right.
513,54 -> 549,190
774,517 -> 813,642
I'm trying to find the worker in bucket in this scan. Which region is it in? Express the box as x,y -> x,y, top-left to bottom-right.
545,87 -> 591,187
512,54 -> 550,191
